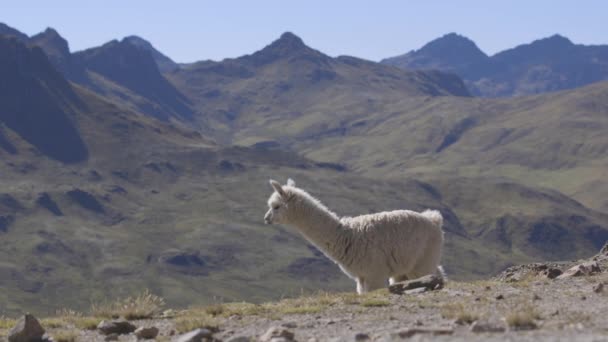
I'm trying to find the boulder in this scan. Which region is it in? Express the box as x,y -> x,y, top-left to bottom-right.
135,326 -> 159,339
260,326 -> 295,341
557,261 -> 601,279
97,319 -> 136,335
389,274 -> 444,295
175,328 -> 214,342
8,314 -> 45,342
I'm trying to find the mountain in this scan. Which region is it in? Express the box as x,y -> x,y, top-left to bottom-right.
382,33 -> 608,97
73,38 -> 193,120
28,28 -> 79,78
123,35 -> 178,73
0,23 -> 28,41
10,25 -> 193,122
2,27 -> 608,317
382,33 -> 490,77
0,36 -> 87,163
168,32 -> 470,141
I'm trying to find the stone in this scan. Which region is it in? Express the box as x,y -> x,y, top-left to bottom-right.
404,287 -> 428,295
539,267 -> 562,279
392,327 -> 453,338
104,333 -> 119,341
389,274 -> 444,295
175,328 -> 214,342
354,332 -> 370,341
226,336 -> 251,342
260,326 -> 295,341
135,326 -> 159,339
495,294 -> 504,300
281,322 -> 298,329
593,282 -> 604,293
470,320 -> 506,333
600,242 -> 608,256
97,319 -> 137,335
557,261 -> 601,279
8,314 -> 45,342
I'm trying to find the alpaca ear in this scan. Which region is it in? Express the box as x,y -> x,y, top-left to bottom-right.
287,178 -> 296,187
270,179 -> 286,197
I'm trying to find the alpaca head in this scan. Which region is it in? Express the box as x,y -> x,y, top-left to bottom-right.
264,178 -> 296,224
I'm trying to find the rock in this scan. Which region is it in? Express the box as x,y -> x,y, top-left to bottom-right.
97,319 -> 137,335
354,332 -> 371,340
135,326 -> 159,339
404,287 -> 428,295
104,333 -> 119,341
557,261 -> 601,279
392,327 -> 453,338
539,267 -> 562,279
600,242 -> 608,256
8,314 -> 45,342
175,328 -> 214,342
226,336 -> 251,342
260,326 -> 295,341
389,274 -> 444,295
281,322 -> 298,329
593,282 -> 604,293
495,294 -> 504,300
470,320 -> 506,333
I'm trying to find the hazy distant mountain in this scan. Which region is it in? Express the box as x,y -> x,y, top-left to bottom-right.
123,35 -> 178,73
382,33 -> 608,97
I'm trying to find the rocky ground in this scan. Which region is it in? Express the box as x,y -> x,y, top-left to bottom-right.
3,244 -> 608,342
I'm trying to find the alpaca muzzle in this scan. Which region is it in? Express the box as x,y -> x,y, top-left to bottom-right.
264,211 -> 272,224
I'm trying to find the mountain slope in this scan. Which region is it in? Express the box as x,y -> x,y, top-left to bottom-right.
382,33 -> 608,97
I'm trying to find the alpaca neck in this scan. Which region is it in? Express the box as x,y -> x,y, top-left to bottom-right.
288,194 -> 346,259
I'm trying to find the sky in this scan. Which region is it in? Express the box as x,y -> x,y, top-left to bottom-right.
2,1 -> 607,63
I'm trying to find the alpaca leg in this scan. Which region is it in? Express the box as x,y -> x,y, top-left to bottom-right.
356,277 -> 366,294
389,274 -> 409,285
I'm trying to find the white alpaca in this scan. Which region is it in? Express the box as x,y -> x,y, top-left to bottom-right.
264,179 -> 445,294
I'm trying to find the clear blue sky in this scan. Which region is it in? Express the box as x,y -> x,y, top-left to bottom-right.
2,1 -> 606,63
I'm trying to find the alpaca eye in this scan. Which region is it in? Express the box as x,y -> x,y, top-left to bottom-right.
273,205 -> 280,210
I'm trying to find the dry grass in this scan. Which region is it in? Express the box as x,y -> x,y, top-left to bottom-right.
52,329 -> 79,342
72,316 -> 101,330
90,289 -> 165,320
174,316 -> 219,334
41,317 -> 68,329
441,302 -> 479,324
359,299 -> 390,307
505,305 -> 541,330
0,316 -> 16,329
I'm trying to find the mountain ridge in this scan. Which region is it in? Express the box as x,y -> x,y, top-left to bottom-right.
382,32 -> 608,97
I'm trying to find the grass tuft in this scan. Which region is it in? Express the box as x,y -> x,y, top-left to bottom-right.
90,289 -> 165,320
52,329 -> 79,342
505,305 -> 540,330
0,316 -> 16,330
359,299 -> 390,307
441,302 -> 479,324
174,316 -> 219,334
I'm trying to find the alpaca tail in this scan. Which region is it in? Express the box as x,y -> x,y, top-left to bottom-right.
422,209 -> 443,227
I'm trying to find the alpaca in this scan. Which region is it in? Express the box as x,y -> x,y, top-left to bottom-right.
264,178 -> 445,294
